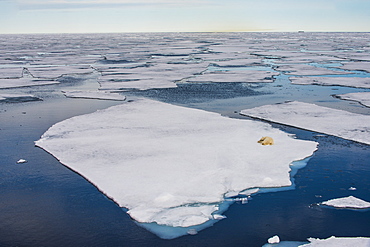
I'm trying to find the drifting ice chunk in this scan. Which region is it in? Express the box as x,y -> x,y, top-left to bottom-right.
320,196 -> 370,209
16,159 -> 27,164
35,98 -> 317,237
268,235 -> 280,244
334,92 -> 370,108
240,101 -> 370,145
62,90 -> 126,101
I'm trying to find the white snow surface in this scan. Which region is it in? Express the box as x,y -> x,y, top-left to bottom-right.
240,101 -> 370,145
289,77 -> 370,89
35,98 -> 317,228
300,236 -> 370,247
334,92 -> 370,107
320,196 -> 370,209
62,90 -> 126,101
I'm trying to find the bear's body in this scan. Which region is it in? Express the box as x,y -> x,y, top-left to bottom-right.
258,136 -> 274,145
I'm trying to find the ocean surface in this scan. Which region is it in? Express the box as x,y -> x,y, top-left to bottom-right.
0,32 -> 369,246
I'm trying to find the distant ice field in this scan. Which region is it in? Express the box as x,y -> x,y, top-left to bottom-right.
1,32 -> 370,246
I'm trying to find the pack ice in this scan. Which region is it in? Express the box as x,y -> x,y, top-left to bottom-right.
35,98 -> 317,235
241,101 -> 370,145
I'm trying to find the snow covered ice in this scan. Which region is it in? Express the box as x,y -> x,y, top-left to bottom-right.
264,236 -> 370,247
241,101 -> 370,145
290,77 -> 370,89
35,98 -> 317,236
301,236 -> 370,247
334,92 -> 370,108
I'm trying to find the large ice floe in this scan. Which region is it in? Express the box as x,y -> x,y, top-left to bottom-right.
320,196 -> 370,209
241,101 -> 370,145
35,98 -> 317,238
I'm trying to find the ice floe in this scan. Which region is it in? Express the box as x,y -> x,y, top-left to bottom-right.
290,77 -> 370,89
268,235 -> 280,244
186,70 -> 279,83
0,93 -> 41,102
35,98 -> 317,236
334,92 -> 370,107
264,236 -> 370,247
28,65 -> 94,79
335,62 -> 370,73
275,64 -> 352,76
240,101 -> 370,145
16,159 -> 27,164
62,90 -> 126,101
301,236 -> 370,246
320,196 -> 370,209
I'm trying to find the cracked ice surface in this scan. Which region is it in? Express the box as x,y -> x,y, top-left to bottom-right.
35,98 -> 317,231
320,196 -> 370,209
240,101 -> 370,145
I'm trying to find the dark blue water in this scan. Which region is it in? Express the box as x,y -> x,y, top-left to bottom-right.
1,32 -> 370,247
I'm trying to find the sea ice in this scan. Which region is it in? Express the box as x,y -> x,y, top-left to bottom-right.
301,236 -> 370,246
62,90 -> 126,101
0,78 -> 59,89
290,77 -> 370,89
0,93 -> 41,102
320,196 -> 370,209
0,67 -> 23,78
35,98 -> 317,235
275,64 -> 352,76
334,92 -> 370,107
240,101 -> 370,145
186,70 -> 279,83
28,65 -> 93,79
335,62 -> 370,73
210,58 -> 263,67
268,235 -> 280,244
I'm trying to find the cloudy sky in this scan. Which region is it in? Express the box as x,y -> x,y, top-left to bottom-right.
0,0 -> 369,34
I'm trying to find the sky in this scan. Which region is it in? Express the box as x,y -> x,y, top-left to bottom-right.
0,0 -> 369,34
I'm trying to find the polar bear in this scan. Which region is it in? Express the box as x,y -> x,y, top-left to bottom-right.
258,136 -> 274,145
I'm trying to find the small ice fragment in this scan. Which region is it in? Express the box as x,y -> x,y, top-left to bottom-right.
212,214 -> 226,220
187,229 -> 198,235
268,235 -> 280,244
349,187 -> 357,191
16,159 -> 27,164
